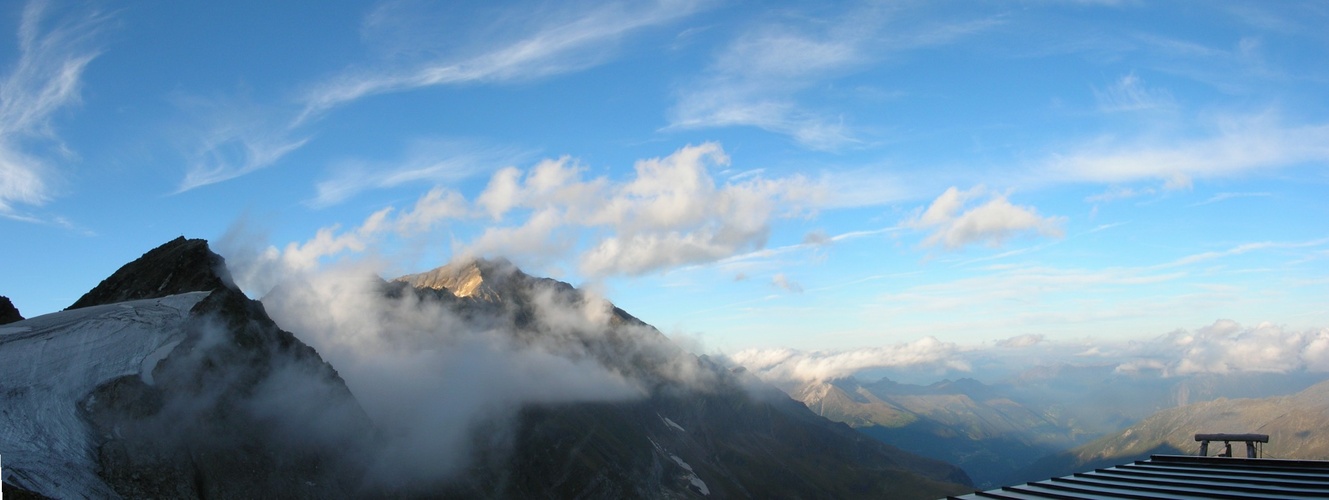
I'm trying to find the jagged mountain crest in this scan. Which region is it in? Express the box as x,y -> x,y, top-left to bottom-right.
1,237 -> 372,498
5,238 -> 975,499
67,236 -> 236,310
394,256 -> 525,302
0,295 -> 21,324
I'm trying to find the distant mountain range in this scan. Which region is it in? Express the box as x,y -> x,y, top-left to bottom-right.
780,365 -> 1328,488
0,237 -> 972,498
1010,378 -> 1329,484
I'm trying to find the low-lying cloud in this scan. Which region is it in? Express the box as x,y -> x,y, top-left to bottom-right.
255,263 -> 646,486
1136,320 -> 1329,376
727,337 -> 968,384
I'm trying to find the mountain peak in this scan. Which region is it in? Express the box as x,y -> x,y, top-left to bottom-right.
67,236 -> 236,310
0,295 -> 22,325
393,256 -> 522,301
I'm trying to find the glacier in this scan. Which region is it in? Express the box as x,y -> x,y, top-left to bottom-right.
0,292 -> 207,499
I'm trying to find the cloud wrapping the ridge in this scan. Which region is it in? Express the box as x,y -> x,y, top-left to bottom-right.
257,263 -> 646,486
0,0 -> 105,218
729,337 -> 968,384
216,227 -> 721,485
909,186 -> 1065,249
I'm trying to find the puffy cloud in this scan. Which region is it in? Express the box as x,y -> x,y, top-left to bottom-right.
1167,320 -> 1329,375
996,333 -> 1044,348
462,142 -> 818,277
771,273 -> 802,293
0,1 -> 106,219
225,143 -> 817,294
729,337 -> 968,384
908,186 -> 1065,249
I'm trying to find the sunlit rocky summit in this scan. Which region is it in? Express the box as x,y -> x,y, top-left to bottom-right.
0,237 -> 972,499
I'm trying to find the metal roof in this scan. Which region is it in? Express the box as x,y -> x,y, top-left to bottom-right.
947,455 -> 1329,499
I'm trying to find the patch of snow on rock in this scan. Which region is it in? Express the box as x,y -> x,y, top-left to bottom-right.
0,292 -> 207,499
659,413 -> 686,432
669,454 -> 709,496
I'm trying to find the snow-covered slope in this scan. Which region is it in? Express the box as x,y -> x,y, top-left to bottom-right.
0,292 -> 207,499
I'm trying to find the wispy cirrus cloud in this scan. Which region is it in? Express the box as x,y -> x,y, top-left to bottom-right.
177,0 -> 707,196
1094,72 -> 1175,113
308,138 -> 530,208
173,101 -> 309,194
298,0 -> 708,124
0,0 -> 106,221
668,4 -> 1001,150
1047,111 -> 1329,189
1190,191 -> 1272,207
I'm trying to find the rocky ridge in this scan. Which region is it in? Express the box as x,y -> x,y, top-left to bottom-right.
0,295 -> 21,324
3,239 -> 973,499
2,237 -> 371,499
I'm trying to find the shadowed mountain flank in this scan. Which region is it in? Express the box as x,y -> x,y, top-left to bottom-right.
2,238 -> 371,499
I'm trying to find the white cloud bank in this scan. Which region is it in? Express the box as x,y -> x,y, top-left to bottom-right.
728,337 -> 968,384
1129,320 -> 1329,376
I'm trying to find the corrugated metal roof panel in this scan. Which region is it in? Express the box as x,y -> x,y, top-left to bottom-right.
948,455 -> 1329,500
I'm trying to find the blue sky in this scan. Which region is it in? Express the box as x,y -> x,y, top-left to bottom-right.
3,0 -> 1327,376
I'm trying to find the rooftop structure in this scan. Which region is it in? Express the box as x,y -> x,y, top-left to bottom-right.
948,454 -> 1329,499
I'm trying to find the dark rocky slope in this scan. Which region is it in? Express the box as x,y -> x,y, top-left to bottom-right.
0,295 -> 21,324
66,236 -> 232,310
2,237 -> 373,498
4,240 -> 971,498
384,260 -> 972,498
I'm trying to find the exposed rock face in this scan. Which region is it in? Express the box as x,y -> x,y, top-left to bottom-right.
2,237 -> 373,499
67,236 -> 233,310
0,295 -> 21,324
395,256 -> 526,302
5,242 -> 971,499
381,259 -> 974,498
83,285 -> 374,499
